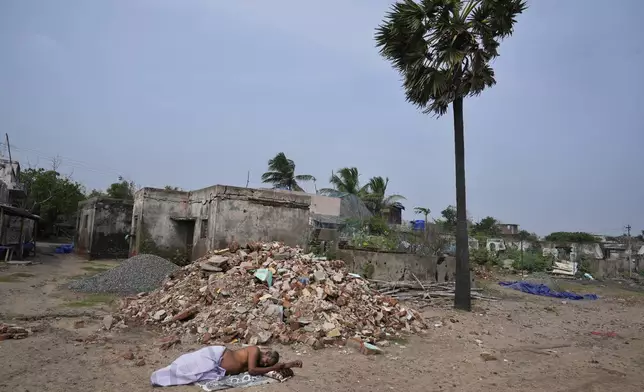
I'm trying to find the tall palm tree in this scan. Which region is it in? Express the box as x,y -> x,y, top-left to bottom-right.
261,152 -> 315,192
413,207 -> 431,230
320,167 -> 367,195
363,176 -> 406,215
376,0 -> 527,310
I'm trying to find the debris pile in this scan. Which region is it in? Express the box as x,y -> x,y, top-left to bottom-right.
69,254 -> 180,295
370,280 -> 498,303
120,242 -> 427,348
0,323 -> 31,340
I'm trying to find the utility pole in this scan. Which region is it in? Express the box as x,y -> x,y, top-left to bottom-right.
246,171 -> 250,188
626,225 -> 632,277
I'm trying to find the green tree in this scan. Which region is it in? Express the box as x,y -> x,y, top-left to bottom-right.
106,176 -> 136,200
544,232 -> 598,244
261,152 -> 315,191
362,176 -> 406,215
472,216 -> 501,236
517,229 -> 531,263
87,189 -> 105,198
21,168 -> 86,235
321,167 -> 367,195
436,205 -> 457,233
164,185 -> 182,191
413,207 -> 431,230
376,0 -> 527,310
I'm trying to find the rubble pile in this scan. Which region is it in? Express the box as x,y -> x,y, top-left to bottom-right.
0,323 -> 31,340
120,242 -> 427,348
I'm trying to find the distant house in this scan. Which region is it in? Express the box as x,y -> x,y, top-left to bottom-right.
497,223 -> 519,235
384,202 -> 405,225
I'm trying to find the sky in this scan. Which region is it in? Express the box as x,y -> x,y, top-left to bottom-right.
1,0 -> 642,236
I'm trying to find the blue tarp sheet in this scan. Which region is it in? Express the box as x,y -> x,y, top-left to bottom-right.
499,281 -> 598,300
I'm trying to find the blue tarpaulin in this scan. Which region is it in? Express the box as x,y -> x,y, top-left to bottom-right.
499,281 -> 598,300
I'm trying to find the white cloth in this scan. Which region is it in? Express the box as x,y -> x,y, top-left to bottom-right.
151,346 -> 227,387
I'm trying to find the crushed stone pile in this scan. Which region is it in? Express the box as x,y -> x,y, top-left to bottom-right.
69,254 -> 180,295
119,242 -> 427,349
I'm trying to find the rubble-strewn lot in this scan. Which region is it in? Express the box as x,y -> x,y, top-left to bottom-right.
1,251 -> 644,392
119,242 -> 426,349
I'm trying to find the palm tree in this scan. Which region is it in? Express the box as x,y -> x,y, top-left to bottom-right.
363,176 -> 406,215
320,167 -> 367,195
261,152 -> 315,192
413,207 -> 431,230
376,0 -> 527,310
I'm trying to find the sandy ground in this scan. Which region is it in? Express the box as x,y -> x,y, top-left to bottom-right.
1,252 -> 644,392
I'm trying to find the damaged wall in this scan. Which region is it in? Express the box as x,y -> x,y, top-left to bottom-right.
75,199 -> 96,255
131,185 -> 319,263
337,248 -> 457,283
90,199 -> 132,259
130,188 -> 192,262
75,197 -> 132,259
210,186 -> 311,250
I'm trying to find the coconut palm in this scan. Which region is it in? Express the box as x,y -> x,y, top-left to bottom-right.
376,0 -> 527,310
362,176 -> 406,215
320,167 -> 367,196
261,152 -> 315,191
413,207 -> 431,230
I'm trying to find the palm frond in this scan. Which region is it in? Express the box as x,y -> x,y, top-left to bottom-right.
384,194 -> 407,205
376,0 -> 527,116
295,174 -> 316,181
329,167 -> 361,194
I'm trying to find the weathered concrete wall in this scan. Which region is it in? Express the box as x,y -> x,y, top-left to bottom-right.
310,195 -> 341,216
207,185 -> 312,250
3,216 -> 35,244
75,199 -> 96,256
89,199 -> 133,259
132,188 -> 192,262
133,185 -> 339,263
586,258 -> 635,279
337,248 -> 457,283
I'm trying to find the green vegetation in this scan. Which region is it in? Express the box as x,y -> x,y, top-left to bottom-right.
261,152 -> 315,191
322,167 -> 364,195
471,217 -> 501,237
511,252 -> 552,272
545,232 -> 599,244
360,176 -> 406,215
64,294 -> 116,308
435,206 -> 457,234
470,248 -> 498,266
22,167 -> 86,236
320,168 -> 406,216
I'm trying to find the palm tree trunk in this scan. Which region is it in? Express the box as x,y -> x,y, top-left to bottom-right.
452,97 -> 471,311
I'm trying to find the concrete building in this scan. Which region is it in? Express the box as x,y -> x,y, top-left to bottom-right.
75,197 -> 133,259
497,223 -> 519,235
129,185 -> 364,264
0,159 -> 39,259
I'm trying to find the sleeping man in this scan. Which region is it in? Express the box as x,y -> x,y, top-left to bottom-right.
151,345 -> 303,387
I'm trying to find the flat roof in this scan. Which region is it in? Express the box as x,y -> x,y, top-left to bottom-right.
0,204 -> 41,220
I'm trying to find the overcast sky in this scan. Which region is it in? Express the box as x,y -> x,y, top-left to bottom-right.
1,0 -> 642,235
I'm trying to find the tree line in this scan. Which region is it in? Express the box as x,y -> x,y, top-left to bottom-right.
261,152 -> 406,216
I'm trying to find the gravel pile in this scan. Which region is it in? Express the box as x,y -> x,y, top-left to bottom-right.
69,254 -> 180,295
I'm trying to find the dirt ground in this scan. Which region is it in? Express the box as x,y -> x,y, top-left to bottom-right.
1,251 -> 644,392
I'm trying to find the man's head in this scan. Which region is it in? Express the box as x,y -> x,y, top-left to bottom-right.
258,350 -> 279,367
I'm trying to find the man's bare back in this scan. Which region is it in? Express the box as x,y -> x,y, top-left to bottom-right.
220,346 -> 302,376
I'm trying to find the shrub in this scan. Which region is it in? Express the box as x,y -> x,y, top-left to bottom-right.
512,251 -> 551,272
471,248 -> 498,266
